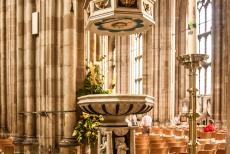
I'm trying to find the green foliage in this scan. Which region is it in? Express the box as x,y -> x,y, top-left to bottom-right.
77,60 -> 111,97
72,112 -> 104,145
188,21 -> 196,30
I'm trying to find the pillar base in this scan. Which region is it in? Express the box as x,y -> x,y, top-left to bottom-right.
0,127 -> 9,138
59,138 -> 79,154
23,137 -> 38,145
59,138 -> 77,147
12,136 -> 25,144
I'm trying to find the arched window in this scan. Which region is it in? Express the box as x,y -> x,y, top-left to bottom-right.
130,34 -> 143,94
197,0 -> 212,95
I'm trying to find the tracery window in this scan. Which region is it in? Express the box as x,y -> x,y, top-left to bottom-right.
196,0 -> 212,95
130,34 -> 143,94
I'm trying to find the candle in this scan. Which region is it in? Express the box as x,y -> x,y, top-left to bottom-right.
187,0 -> 197,54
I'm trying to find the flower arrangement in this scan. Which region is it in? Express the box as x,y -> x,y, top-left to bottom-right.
72,112 -> 104,144
74,58 -> 110,144
76,60 -> 111,97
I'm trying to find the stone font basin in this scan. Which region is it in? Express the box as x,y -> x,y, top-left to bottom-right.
78,94 -> 154,116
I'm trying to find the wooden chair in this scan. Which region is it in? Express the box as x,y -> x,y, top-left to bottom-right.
135,140 -> 149,145
150,147 -> 169,154
151,127 -> 163,134
218,143 -> 226,149
169,146 -> 187,153
204,144 -> 218,151
216,149 -> 226,154
135,127 -> 143,133
183,129 -> 189,137
177,138 -> 188,143
199,132 -> 212,139
198,139 -> 211,144
163,128 -> 174,136
2,145 -> 14,154
149,135 -> 161,140
135,136 -> 149,144
174,129 -> 184,137
136,148 -> 149,154
197,144 -> 205,151
197,150 -> 215,154
215,133 -> 226,140
149,143 -> 168,148
136,144 -> 149,149
149,139 -> 165,144
167,142 -> 187,148
164,136 -> 177,142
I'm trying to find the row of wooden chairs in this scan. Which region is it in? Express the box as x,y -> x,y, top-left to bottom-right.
137,126 -> 227,141
135,135 -> 227,154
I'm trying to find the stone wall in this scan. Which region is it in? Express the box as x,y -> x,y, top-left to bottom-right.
0,0 -> 85,153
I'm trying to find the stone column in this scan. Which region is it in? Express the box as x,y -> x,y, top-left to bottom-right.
38,0 -> 47,151
59,0 -> 77,152
7,0 -> 17,139
97,131 -> 101,154
106,131 -> 113,154
56,0 -> 64,148
129,128 -> 135,154
212,0 -> 224,127
13,1 -> 25,152
225,0 -> 230,153
143,30 -> 153,95
116,36 -> 130,94
108,36 -> 115,90
154,0 -> 176,123
23,0 -> 37,147
75,0 -> 85,122
175,0 -> 187,116
0,0 -> 8,138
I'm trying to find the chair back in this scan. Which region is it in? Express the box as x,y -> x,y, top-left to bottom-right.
150,143 -> 168,148
216,149 -> 226,154
215,133 -> 226,140
198,150 -> 215,154
164,137 -> 177,142
204,144 -> 218,151
167,142 -> 187,147
152,127 -> 163,134
150,147 -> 169,154
174,129 -> 184,136
136,148 -> 149,154
218,143 -> 226,149
163,128 -> 174,136
149,139 -> 165,144
197,144 -> 205,151
169,146 -> 187,153
136,144 -> 149,149
199,132 -> 212,139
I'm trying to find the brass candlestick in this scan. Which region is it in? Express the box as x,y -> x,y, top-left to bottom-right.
177,54 -> 208,154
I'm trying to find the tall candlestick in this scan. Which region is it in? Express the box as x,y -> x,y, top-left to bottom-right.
178,54 -> 208,154
187,0 -> 197,54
